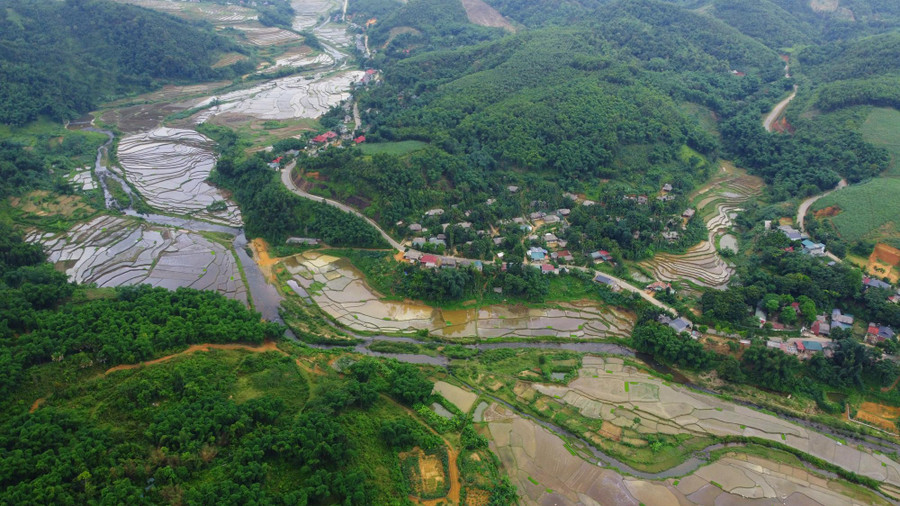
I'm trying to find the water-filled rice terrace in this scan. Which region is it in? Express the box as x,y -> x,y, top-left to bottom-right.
116,128 -> 242,227
30,215 -> 247,303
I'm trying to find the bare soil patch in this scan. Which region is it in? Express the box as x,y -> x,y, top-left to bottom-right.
855,401 -> 900,433
105,341 -> 282,375
212,52 -> 249,68
866,243 -> 900,283
814,205 -> 841,218
460,0 -> 514,31
401,446 -> 458,503
12,191 -> 95,218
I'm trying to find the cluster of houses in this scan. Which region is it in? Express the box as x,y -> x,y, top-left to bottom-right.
774,224 -> 826,256
402,250 -> 483,271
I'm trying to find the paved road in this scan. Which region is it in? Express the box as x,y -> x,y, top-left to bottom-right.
763,85 -> 798,132
282,160 -> 678,316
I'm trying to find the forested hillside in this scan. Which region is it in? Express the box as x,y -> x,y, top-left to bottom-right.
0,0 -> 249,125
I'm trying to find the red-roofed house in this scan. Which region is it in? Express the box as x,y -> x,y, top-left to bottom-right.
366,69 -> 377,75
541,264 -> 558,274
354,136 -> 366,144
311,131 -> 338,144
271,156 -> 282,164
420,254 -> 440,268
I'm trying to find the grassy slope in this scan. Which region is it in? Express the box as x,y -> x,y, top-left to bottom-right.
812,178 -> 900,242
861,107 -> 900,176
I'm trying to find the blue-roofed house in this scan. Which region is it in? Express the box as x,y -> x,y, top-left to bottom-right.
801,239 -> 825,256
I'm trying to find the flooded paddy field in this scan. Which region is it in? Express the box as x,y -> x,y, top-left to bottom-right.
29,215 -> 247,303
116,128 -> 242,226
114,0 -> 257,24
291,0 -> 341,31
233,24 -> 302,46
263,47 -> 334,73
192,71 -> 365,123
641,163 -> 763,289
522,355 -> 900,487
483,403 -> 889,505
283,251 -> 634,339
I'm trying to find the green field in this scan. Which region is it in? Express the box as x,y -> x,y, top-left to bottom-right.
860,107 -> 900,176
359,140 -> 429,156
812,178 -> 900,242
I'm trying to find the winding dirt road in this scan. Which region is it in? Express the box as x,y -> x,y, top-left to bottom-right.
763,85 -> 798,132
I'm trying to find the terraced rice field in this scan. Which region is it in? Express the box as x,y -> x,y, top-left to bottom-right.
527,356 -> 900,487
291,0 -> 339,31
67,167 -> 96,191
283,251 -> 634,339
640,164 -> 763,288
29,216 -> 247,302
266,51 -> 334,73
234,24 -> 302,46
193,71 -> 365,122
484,402 -> 890,505
116,128 -> 242,226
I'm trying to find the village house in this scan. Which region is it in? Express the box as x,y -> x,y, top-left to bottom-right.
647,281 -> 672,292
420,254 -> 440,268
441,258 -> 457,269
682,208 -> 696,219
285,237 -> 319,245
777,225 -> 805,241
662,183 -> 673,192
863,277 -> 892,291
637,195 -> 648,205
541,264 -> 559,275
404,250 -> 423,263
311,131 -> 338,144
583,200 -> 596,206
658,315 -> 693,334
428,237 -> 446,247
810,319 -> 831,336
409,223 -> 422,233
657,195 -> 675,202
543,232 -> 559,244
425,208 -> 444,217
593,273 -> 620,291
543,214 -> 561,224
507,185 -> 519,193
866,323 -> 895,344
831,309 -> 854,330
529,247 -> 548,262
662,231 -> 679,242
557,208 -> 571,216
551,250 -> 574,262
529,211 -> 545,220
591,250 -> 613,263
796,340 -> 824,359
801,239 -> 826,256
486,198 -> 496,205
